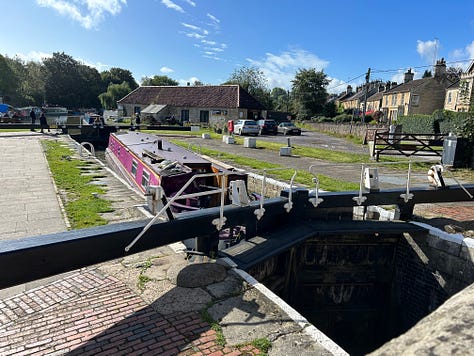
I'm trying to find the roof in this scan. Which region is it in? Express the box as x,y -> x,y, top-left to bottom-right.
117,85 -> 266,110
141,104 -> 167,114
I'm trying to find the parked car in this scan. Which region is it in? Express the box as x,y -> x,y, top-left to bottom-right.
277,122 -> 301,135
256,119 -> 278,135
234,119 -> 259,135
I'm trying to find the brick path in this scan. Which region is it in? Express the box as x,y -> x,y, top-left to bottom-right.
0,270 -> 260,356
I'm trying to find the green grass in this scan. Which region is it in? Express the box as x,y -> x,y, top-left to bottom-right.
200,308 -> 226,346
42,140 -> 113,229
171,139 -> 359,191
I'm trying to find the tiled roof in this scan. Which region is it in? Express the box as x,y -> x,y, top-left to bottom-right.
117,85 -> 266,110
385,78 -> 429,93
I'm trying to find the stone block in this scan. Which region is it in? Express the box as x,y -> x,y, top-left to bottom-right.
244,137 -> 256,148
279,146 -> 292,156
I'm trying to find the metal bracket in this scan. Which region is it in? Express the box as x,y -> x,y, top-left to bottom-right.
400,161 -> 414,203
308,168 -> 324,207
353,164 -> 367,206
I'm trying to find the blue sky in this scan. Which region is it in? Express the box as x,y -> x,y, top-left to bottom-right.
3,0 -> 474,93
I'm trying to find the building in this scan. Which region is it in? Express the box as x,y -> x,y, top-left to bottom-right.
116,85 -> 266,126
381,59 -> 455,122
443,60 -> 474,112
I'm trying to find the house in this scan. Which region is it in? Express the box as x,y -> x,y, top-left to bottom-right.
443,59 -> 474,112
381,59 -> 455,123
366,82 -> 396,121
444,81 -> 460,112
340,81 -> 382,114
116,85 -> 266,126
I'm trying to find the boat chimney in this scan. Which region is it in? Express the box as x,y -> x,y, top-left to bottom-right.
157,140 -> 163,150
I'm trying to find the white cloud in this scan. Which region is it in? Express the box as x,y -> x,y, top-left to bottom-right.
186,33 -> 205,39
201,39 -> 216,46
246,49 -> 329,89
13,50 -> 52,63
450,40 -> 474,70
161,0 -> 184,13
36,0 -> 126,29
184,0 -> 196,7
416,39 -> 439,63
179,77 -> 201,86
181,23 -> 208,35
207,13 -> 220,24
160,66 -> 174,74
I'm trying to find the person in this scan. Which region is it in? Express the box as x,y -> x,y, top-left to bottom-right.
39,112 -> 50,133
30,108 -> 37,131
135,113 -> 141,130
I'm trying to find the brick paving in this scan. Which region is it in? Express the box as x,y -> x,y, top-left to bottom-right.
0,269 -> 261,356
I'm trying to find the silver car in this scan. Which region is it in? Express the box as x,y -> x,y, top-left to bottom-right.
234,119 -> 259,136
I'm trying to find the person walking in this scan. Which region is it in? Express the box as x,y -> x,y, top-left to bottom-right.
30,108 -> 37,131
39,112 -> 50,133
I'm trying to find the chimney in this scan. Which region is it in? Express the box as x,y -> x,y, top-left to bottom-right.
157,140 -> 163,150
347,85 -> 353,94
434,58 -> 446,77
378,84 -> 385,92
404,68 -> 414,83
385,81 -> 392,91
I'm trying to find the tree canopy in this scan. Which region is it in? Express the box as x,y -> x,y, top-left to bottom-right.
224,66 -> 272,108
140,75 -> 178,86
291,68 -> 330,119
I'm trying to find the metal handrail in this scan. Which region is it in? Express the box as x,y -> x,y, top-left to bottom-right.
254,168 -> 297,220
125,171 -> 226,252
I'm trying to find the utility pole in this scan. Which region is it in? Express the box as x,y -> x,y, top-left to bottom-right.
361,68 -> 371,124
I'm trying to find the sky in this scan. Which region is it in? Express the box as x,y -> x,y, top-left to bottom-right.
2,0 -> 474,94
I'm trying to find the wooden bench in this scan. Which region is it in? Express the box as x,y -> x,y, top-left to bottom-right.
371,132 -> 445,161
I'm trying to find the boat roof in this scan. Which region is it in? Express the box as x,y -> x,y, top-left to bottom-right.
112,131 -> 211,166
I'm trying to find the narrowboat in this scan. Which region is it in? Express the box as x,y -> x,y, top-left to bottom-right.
105,131 -> 248,212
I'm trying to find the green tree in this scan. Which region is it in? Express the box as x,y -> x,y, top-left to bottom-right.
291,68 -> 330,120
0,55 -> 20,104
223,66 -> 270,108
99,81 -> 131,110
141,75 -> 178,86
101,67 -> 138,90
422,70 -> 432,78
270,87 -> 290,111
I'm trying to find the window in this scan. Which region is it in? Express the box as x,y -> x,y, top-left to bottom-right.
411,94 -> 420,106
131,160 -> 138,177
141,170 -> 150,188
199,110 -> 209,123
391,94 -> 397,106
401,93 -> 405,106
134,106 -> 141,115
181,110 -> 189,122
385,96 -> 389,106
448,92 -> 452,103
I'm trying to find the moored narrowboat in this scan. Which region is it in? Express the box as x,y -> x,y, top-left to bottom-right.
105,131 -> 248,212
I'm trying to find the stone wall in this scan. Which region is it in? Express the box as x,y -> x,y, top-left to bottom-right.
393,223 -> 474,331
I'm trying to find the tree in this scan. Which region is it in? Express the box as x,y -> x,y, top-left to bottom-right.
101,67 -> 138,91
270,87 -> 290,111
446,66 -> 463,82
0,55 -> 20,104
99,82 -> 131,110
42,52 -> 104,109
422,70 -> 432,78
140,75 -> 178,86
291,68 -> 330,120
223,66 -> 271,108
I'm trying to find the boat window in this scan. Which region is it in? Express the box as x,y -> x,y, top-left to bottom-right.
131,160 -> 138,177
141,170 -> 150,188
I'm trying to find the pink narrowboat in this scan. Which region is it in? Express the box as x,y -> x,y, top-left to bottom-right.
105,131 -> 247,212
